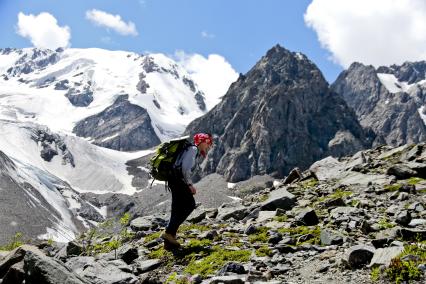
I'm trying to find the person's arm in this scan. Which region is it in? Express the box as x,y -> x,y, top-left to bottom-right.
180,146 -> 197,189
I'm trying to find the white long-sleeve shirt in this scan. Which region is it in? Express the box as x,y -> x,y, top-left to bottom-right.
174,145 -> 198,185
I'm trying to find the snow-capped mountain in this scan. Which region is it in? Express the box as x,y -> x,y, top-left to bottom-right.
0,47 -> 208,149
331,61 -> 426,146
0,47 -> 217,242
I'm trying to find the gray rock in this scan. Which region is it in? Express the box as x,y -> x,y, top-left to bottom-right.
320,229 -> 345,246
343,245 -> 375,269
387,164 -> 418,179
65,88 -> 93,107
295,207 -> 319,226
187,207 -> 207,223
205,275 -> 246,284
135,259 -> 162,274
20,245 -> 89,284
216,203 -> 250,221
395,210 -> 411,226
330,207 -> 361,219
66,241 -> 83,257
2,260 -> 24,283
66,257 -> 138,284
409,219 -> 426,227
369,246 -> 404,267
283,168 -> 302,184
77,202 -> 105,222
408,202 -> 425,212
130,215 -> 166,231
309,156 -> 345,181
260,188 -> 296,211
397,228 -> 426,241
217,262 -> 246,275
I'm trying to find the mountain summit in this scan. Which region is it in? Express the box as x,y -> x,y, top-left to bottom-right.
0,47 -> 209,149
186,44 -> 372,182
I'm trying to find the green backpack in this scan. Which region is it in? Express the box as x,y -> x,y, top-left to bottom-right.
149,136 -> 192,182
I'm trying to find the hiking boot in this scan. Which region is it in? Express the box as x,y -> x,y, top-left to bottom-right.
161,232 -> 181,247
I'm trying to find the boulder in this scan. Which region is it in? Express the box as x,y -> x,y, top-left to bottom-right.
135,259 -> 162,274
320,229 -> 345,246
343,245 -> 375,269
260,188 -> 296,211
387,164 -> 418,179
0,245 -> 90,284
294,207 -> 319,226
309,156 -> 345,181
216,203 -> 250,221
369,246 -> 404,267
66,257 -> 138,284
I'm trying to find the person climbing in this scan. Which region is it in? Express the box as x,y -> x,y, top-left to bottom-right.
161,133 -> 213,249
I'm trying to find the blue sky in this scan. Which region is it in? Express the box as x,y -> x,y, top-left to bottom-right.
1,0 -> 426,84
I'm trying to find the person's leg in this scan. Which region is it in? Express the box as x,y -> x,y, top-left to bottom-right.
165,178 -> 196,236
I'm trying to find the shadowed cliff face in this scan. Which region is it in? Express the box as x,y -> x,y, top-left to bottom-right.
186,45 -> 371,182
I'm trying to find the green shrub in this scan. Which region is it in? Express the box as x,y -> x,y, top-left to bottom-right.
256,246 -> 272,257
184,249 -> 250,276
0,232 -> 24,251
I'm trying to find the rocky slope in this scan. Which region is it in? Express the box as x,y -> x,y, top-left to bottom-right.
186,45 -> 373,182
331,61 -> 426,146
1,142 -> 425,283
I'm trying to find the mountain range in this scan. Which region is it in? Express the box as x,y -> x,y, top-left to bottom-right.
0,44 -> 425,244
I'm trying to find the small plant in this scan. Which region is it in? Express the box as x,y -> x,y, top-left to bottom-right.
273,215 -> 288,222
81,212 -> 134,256
144,231 -> 162,243
378,217 -> 394,230
384,183 -> 402,192
184,248 -> 251,276
278,226 -> 321,245
258,194 -> 269,202
47,238 -> 54,246
119,212 -> 131,226
407,177 -> 425,185
166,272 -> 191,284
0,232 -> 24,251
248,226 -> 269,243
370,266 -> 380,282
385,258 -> 422,284
300,178 -> 318,189
256,245 -> 272,257
376,243 -> 426,283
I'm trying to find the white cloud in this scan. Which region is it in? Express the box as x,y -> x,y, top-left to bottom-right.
175,51 -> 239,109
86,9 -> 138,36
16,12 -> 71,49
201,31 -> 215,39
304,0 -> 426,67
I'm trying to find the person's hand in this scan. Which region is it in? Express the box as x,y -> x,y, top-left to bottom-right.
189,185 -> 197,195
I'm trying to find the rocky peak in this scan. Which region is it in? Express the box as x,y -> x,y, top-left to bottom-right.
332,61 -> 426,146
377,61 -> 426,84
6,48 -> 60,77
186,45 -> 370,182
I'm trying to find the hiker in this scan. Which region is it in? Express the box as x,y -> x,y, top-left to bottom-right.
161,133 -> 213,249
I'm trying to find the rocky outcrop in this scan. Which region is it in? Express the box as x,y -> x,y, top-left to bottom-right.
186,45 -> 372,182
331,61 -> 426,146
73,95 -> 160,151
30,126 -> 75,166
6,48 -> 60,77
